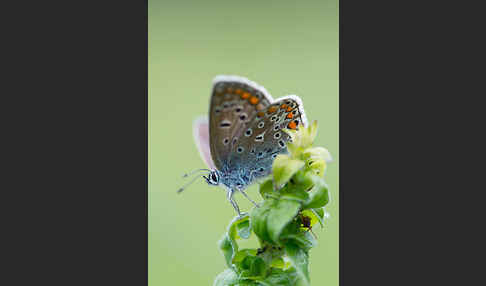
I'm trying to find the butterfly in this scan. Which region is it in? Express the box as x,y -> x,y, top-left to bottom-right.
179,75 -> 308,216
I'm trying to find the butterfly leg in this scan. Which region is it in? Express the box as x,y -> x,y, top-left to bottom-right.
239,189 -> 260,208
227,189 -> 241,217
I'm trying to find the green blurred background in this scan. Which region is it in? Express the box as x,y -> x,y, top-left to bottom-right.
149,0 -> 338,285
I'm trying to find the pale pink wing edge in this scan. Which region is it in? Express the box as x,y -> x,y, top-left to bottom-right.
193,116 -> 216,170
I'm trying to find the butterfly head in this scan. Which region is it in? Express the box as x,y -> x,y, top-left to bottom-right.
203,170 -> 220,186
203,169 -> 248,191
177,168 -> 218,193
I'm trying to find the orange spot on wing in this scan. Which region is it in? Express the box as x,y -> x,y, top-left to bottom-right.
241,92 -> 251,99
267,106 -> 278,114
235,89 -> 242,94
249,96 -> 259,105
257,111 -> 265,118
288,121 -> 297,129
286,106 -> 293,112
286,112 -> 294,119
280,104 -> 287,109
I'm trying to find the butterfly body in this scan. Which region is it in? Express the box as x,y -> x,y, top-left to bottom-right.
191,75 -> 308,215
209,160 -> 264,191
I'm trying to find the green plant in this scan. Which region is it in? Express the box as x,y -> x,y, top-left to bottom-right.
214,121 -> 332,286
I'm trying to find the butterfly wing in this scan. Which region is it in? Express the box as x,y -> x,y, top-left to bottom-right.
193,116 -> 216,170
209,75 -> 273,170
230,95 -> 308,182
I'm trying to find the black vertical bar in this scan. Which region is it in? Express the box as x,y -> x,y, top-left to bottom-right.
3,1 -> 148,285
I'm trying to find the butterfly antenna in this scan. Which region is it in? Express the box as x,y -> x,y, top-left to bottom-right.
182,168 -> 211,178
177,175 -> 205,194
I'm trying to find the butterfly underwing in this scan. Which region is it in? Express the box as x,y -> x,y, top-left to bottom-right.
190,75 -> 308,215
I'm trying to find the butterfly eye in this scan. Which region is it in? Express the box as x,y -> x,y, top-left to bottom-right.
245,128 -> 252,136
239,113 -> 248,121
274,132 -> 281,139
211,173 -> 218,182
237,146 -> 244,153
278,140 -> 286,148
223,138 -> 230,145
258,122 -> 264,128
258,167 -> 265,172
235,106 -> 243,113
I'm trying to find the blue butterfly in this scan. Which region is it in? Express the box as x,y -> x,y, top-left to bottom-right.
179,75 -> 308,216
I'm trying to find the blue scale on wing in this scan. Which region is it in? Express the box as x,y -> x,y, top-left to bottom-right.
229,99 -> 305,185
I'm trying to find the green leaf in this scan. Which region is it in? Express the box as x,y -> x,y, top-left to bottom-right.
234,279 -> 259,286
259,179 -> 274,199
249,257 -> 266,278
266,199 -> 302,244
270,257 -> 285,268
259,268 -> 300,286
303,175 -> 329,209
300,120 -> 318,149
278,220 -> 300,244
279,188 -> 308,204
213,268 -> 238,286
232,249 -> 258,264
279,170 -> 314,202
307,120 -> 318,145
302,146 -> 332,177
272,155 -> 305,189
281,231 -> 317,253
220,214 -> 250,268
285,242 -> 310,286
302,146 -> 332,163
239,255 -> 267,279
228,214 -> 250,241
237,219 -> 251,239
259,271 -> 292,286
290,171 -> 315,192
236,278 -> 260,286
251,199 -> 273,243
313,207 -> 324,218
310,208 -> 325,228
251,197 -> 302,245
219,235 -> 234,268
306,158 -> 327,177
282,129 -> 300,155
